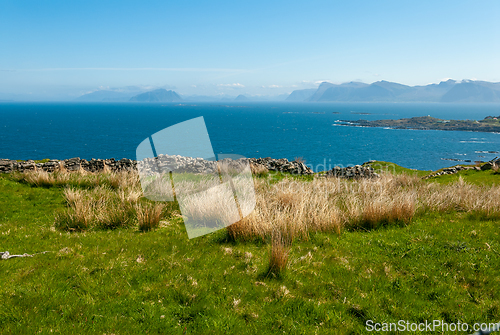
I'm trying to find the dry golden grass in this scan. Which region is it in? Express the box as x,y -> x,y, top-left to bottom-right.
229,173 -> 500,241
19,169 -> 140,190
52,172 -> 152,231
136,202 -> 165,231
55,187 -> 103,231
421,176 -> 500,216
250,163 -> 269,177
178,181 -> 240,228
22,169 -> 71,187
267,231 -> 290,277
16,167 -> 500,237
107,170 -> 139,190
23,170 -> 52,186
62,187 -> 82,207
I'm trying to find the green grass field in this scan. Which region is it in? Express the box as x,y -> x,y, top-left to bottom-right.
1,166 -> 500,334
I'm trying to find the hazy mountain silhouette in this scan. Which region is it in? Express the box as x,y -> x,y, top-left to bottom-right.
440,81 -> 500,102
129,89 -> 182,102
182,95 -> 234,102
234,95 -> 249,101
399,79 -> 457,102
285,80 -> 500,102
74,90 -> 136,102
307,82 -> 337,101
285,88 -> 317,101
71,80 -> 500,103
308,82 -> 370,101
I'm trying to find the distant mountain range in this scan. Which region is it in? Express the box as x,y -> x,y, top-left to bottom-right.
74,89 -> 287,102
286,80 -> 500,103
70,80 -> 500,103
74,88 -> 181,102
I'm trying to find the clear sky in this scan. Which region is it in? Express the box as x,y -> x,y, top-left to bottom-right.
1,0 -> 500,99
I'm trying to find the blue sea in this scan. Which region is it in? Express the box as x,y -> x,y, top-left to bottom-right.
1,102 -> 500,171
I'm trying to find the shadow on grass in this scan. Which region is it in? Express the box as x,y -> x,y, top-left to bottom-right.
257,267 -> 286,281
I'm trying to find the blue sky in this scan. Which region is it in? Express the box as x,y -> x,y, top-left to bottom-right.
1,0 -> 499,99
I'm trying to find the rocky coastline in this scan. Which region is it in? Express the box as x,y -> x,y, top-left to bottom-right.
336,115 -> 500,133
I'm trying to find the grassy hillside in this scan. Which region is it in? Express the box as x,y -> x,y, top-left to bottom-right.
1,166 -> 499,334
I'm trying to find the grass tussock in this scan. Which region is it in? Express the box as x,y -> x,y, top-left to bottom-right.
266,231 -> 290,278
22,169 -> 71,187
49,170 -> 169,232
136,202 -> 165,231
55,186 -> 138,231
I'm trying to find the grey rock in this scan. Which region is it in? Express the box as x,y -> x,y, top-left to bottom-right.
323,165 -> 378,179
481,162 -> 493,171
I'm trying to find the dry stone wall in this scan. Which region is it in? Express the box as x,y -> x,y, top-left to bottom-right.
318,165 -> 379,179
0,156 -> 315,175
0,158 -> 136,173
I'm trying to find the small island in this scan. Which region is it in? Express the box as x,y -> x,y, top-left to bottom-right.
337,115 -> 500,132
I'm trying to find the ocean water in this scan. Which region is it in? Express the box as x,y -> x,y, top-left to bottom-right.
1,102 -> 500,171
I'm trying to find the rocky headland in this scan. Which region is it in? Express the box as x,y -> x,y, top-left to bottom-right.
336,115 -> 500,133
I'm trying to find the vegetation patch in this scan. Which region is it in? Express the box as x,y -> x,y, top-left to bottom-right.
1,165 -> 499,333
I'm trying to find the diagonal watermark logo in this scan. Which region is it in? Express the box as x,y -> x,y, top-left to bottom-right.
136,117 -> 256,238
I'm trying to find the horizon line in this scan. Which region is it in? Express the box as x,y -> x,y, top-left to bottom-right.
0,67 -> 248,73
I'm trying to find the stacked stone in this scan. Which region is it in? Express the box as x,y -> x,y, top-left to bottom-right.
40,160 -> 61,172
0,157 -> 137,174
0,159 -> 38,173
480,157 -> 500,171
1,156 -> 314,175
139,154 -> 219,176
134,156 -> 313,176
319,165 -> 378,179
248,157 -> 313,175
423,163 -> 482,179
61,157 -> 137,172
0,159 -> 14,173
423,161 -> 499,179
64,157 -> 81,171
0,156 -> 383,177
